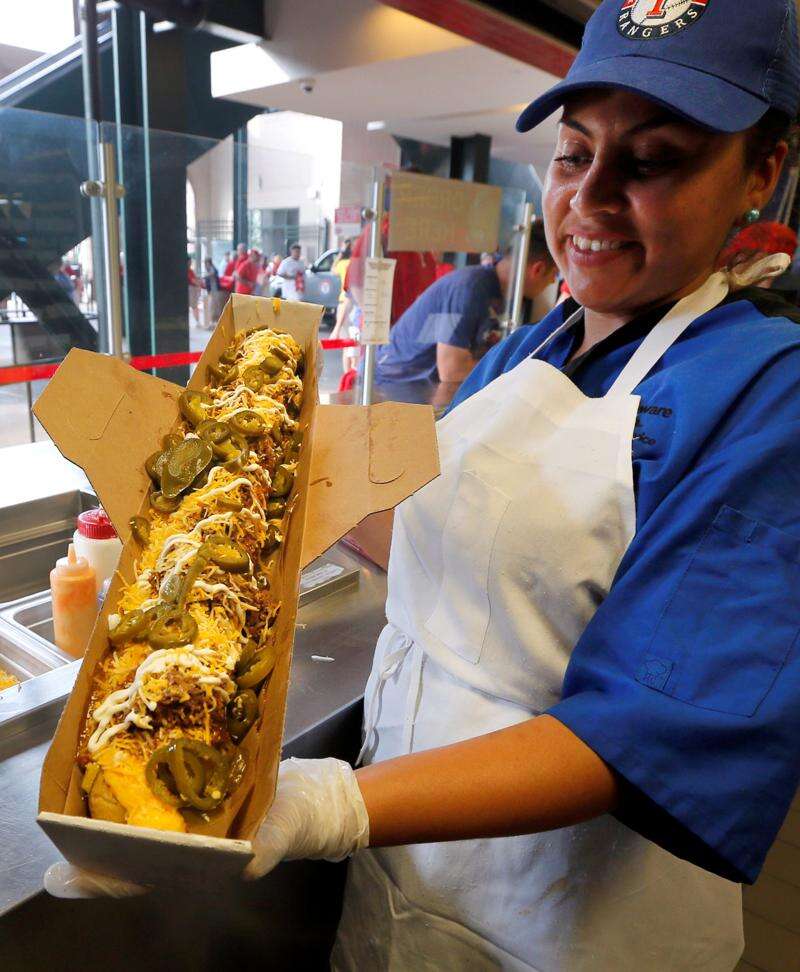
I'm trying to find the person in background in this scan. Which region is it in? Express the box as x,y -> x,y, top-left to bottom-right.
234,248 -> 261,296
276,243 -> 307,301
203,257 -> 225,326
55,261 -> 74,299
718,220 -> 798,287
374,222 -> 556,384
187,258 -> 200,325
332,239 -> 352,329
221,243 -> 247,292
266,252 -> 282,278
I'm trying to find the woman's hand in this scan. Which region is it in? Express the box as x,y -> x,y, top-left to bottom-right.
43,757 -> 369,896
44,862 -> 147,899
246,757 -> 370,879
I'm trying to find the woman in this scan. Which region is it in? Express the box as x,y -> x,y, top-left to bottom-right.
202,257 -> 226,326
186,257 -> 200,326
48,1 -> 800,969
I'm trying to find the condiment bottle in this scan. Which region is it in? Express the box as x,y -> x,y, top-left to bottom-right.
50,544 -> 97,658
74,508 -> 122,595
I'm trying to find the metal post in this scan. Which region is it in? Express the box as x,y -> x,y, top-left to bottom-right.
79,0 -> 109,351
360,175 -> 384,406
509,202 -> 535,332
81,144 -> 126,359
101,142 -> 125,358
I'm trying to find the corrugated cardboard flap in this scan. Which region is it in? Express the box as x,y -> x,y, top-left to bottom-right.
302,402 -> 439,568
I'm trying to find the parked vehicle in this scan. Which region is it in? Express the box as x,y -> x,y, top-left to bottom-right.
270,248 -> 341,319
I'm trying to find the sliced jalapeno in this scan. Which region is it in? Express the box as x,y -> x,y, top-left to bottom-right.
207,361 -> 234,385
146,747 -> 188,807
196,419 -> 231,445
270,463 -> 295,498
191,465 -> 212,491
161,438 -> 213,499
108,609 -> 148,646
262,521 -> 283,556
147,610 -> 198,649
265,499 -> 286,519
242,366 -> 267,392
219,347 -> 237,367
270,344 -> 290,363
236,642 -> 279,690
129,515 -> 150,546
260,352 -> 284,376
178,548 -> 210,605
235,638 -> 258,676
149,489 -> 179,514
169,738 -> 229,812
211,432 -> 248,464
145,450 -> 166,484
178,390 -> 212,427
160,571 -> 183,605
227,689 -> 258,742
161,432 -> 182,452
229,410 -> 267,439
218,495 -> 243,511
205,534 -> 250,574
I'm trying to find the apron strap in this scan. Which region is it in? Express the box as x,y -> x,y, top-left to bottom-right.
357,633 -> 414,766
605,272 -> 730,398
530,305 -> 585,359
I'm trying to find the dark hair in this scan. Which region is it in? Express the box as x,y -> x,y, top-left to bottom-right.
744,109 -> 796,168
528,220 -> 554,267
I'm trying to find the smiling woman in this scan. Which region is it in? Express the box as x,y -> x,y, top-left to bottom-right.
48,3 -> 800,971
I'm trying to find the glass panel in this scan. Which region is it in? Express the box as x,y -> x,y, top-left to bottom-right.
108,120 -> 222,382
0,107 -> 540,446
0,106 -> 100,447
332,166 -> 530,412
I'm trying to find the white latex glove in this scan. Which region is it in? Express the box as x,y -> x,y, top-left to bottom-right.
43,756 -> 368,894
44,860 -> 147,899
245,757 -> 370,879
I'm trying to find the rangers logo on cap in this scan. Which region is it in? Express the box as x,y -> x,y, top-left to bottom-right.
618,0 -> 709,40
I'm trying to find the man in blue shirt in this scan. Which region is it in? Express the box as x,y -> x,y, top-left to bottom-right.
374,223 -> 556,384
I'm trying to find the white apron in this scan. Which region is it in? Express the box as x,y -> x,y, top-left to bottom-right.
332,273 -> 744,972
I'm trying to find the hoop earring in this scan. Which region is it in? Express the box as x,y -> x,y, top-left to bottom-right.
744,208 -> 761,224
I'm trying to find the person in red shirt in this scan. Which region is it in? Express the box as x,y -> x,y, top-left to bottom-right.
345,213 -> 437,325
221,243 -> 247,292
234,249 -> 261,295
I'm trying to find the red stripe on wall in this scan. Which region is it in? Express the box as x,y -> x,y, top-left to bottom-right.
380,0 -> 577,78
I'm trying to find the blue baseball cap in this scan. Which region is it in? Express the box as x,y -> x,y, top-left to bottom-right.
517,0 -> 800,134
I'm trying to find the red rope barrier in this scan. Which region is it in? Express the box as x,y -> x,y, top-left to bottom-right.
0,339 -> 359,386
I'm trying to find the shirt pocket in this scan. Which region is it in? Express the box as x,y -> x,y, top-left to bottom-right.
424,469 -> 510,664
638,505 -> 800,717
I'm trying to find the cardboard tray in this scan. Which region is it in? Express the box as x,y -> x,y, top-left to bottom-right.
33,294 -> 438,887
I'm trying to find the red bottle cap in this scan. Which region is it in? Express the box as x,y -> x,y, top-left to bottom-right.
77,507 -> 118,540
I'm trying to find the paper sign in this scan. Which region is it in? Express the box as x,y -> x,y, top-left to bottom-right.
388,171 -> 502,254
360,257 -> 396,344
335,205 -> 362,239
335,205 -> 362,226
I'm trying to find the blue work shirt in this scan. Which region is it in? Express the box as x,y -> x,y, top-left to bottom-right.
451,288 -> 800,885
375,266 -> 502,383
